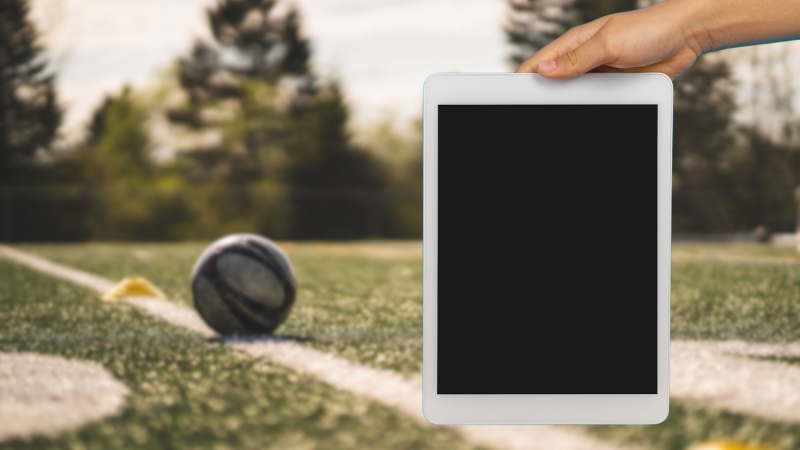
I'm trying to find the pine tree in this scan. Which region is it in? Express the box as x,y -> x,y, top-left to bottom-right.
671,57 -> 737,232
168,0 -> 392,238
283,83 -> 389,239
168,0 -> 313,182
0,0 -> 60,185
207,0 -> 310,81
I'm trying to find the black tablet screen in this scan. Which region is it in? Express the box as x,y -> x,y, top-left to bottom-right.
437,105 -> 657,394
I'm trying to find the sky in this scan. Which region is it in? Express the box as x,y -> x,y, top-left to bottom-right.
30,0 -> 512,138
29,0 -> 800,142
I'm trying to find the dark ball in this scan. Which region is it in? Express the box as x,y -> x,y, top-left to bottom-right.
191,234 -> 296,335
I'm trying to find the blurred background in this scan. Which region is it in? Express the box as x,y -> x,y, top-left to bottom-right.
2,0 -> 800,243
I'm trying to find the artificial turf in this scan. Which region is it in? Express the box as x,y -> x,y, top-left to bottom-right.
20,241 -> 800,375
0,259 -> 484,450
17,242 -> 424,375
670,243 -> 800,343
15,241 -> 800,450
586,400 -> 800,450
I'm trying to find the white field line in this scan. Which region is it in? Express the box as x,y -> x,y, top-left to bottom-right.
226,337 -> 636,450
0,246 -> 116,293
0,247 -> 217,337
0,245 -> 637,450
0,352 -> 128,441
672,340 -> 800,424
13,245 -> 800,431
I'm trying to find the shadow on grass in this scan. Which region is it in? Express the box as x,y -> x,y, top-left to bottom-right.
212,334 -> 314,344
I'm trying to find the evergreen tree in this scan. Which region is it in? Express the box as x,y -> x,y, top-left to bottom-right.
168,0 -> 313,183
671,57 -> 737,232
93,88 -> 153,182
0,0 -> 60,185
78,88 -> 202,240
168,0 -> 393,239
208,0 -> 310,81
727,47 -> 800,233
284,83 -> 389,239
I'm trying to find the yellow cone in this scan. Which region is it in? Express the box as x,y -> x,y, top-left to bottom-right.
687,441 -> 774,450
102,277 -> 167,301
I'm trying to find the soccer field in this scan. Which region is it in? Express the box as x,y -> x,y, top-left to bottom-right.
0,246 -> 481,450
15,242 -> 425,375
4,242 -> 800,449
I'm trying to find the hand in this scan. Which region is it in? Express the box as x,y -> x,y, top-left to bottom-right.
515,1 -> 711,80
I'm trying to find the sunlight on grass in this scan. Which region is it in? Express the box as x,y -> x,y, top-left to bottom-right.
18,242 -> 424,375
12,242 -> 800,449
0,259 -> 481,450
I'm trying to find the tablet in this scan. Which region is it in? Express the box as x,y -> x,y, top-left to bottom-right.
422,73 -> 672,425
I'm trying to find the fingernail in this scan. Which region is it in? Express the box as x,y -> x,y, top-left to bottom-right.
538,60 -> 556,73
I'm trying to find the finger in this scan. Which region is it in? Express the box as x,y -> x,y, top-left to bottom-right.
535,35 -> 616,78
515,20 -> 606,73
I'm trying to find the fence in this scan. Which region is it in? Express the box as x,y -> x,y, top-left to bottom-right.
3,184 -> 798,241
0,186 -> 422,242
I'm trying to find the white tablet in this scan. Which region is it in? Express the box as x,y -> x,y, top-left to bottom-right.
422,73 -> 672,425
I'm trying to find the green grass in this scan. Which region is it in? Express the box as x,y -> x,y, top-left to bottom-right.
14,241 -> 800,450
0,259 -> 483,450
586,401 -> 800,450
17,242 -> 424,375
672,243 -> 800,342
20,241 -> 800,377
672,242 -> 800,261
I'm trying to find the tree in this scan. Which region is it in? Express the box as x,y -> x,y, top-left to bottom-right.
719,47 -> 800,234
0,0 -> 66,242
169,0 -> 312,182
165,0 -> 316,239
505,0 -> 637,68
168,0 -> 394,239
670,57 -> 738,232
208,0 -> 310,81
0,0 -> 60,185
283,83 -> 389,239
67,88 -> 199,241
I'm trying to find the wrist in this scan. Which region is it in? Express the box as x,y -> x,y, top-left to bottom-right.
659,0 -> 721,56
665,0 -> 800,53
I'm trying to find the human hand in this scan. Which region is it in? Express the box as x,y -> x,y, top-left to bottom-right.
515,1 -> 711,80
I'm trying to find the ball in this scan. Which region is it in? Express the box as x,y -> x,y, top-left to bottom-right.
191,233 -> 297,335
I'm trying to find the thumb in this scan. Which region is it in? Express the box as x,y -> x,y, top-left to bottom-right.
536,37 -> 614,79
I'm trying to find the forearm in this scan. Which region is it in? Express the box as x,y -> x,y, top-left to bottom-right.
517,0 -> 800,79
665,0 -> 800,54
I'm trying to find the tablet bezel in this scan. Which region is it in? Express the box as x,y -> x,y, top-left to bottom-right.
422,73 -> 672,425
